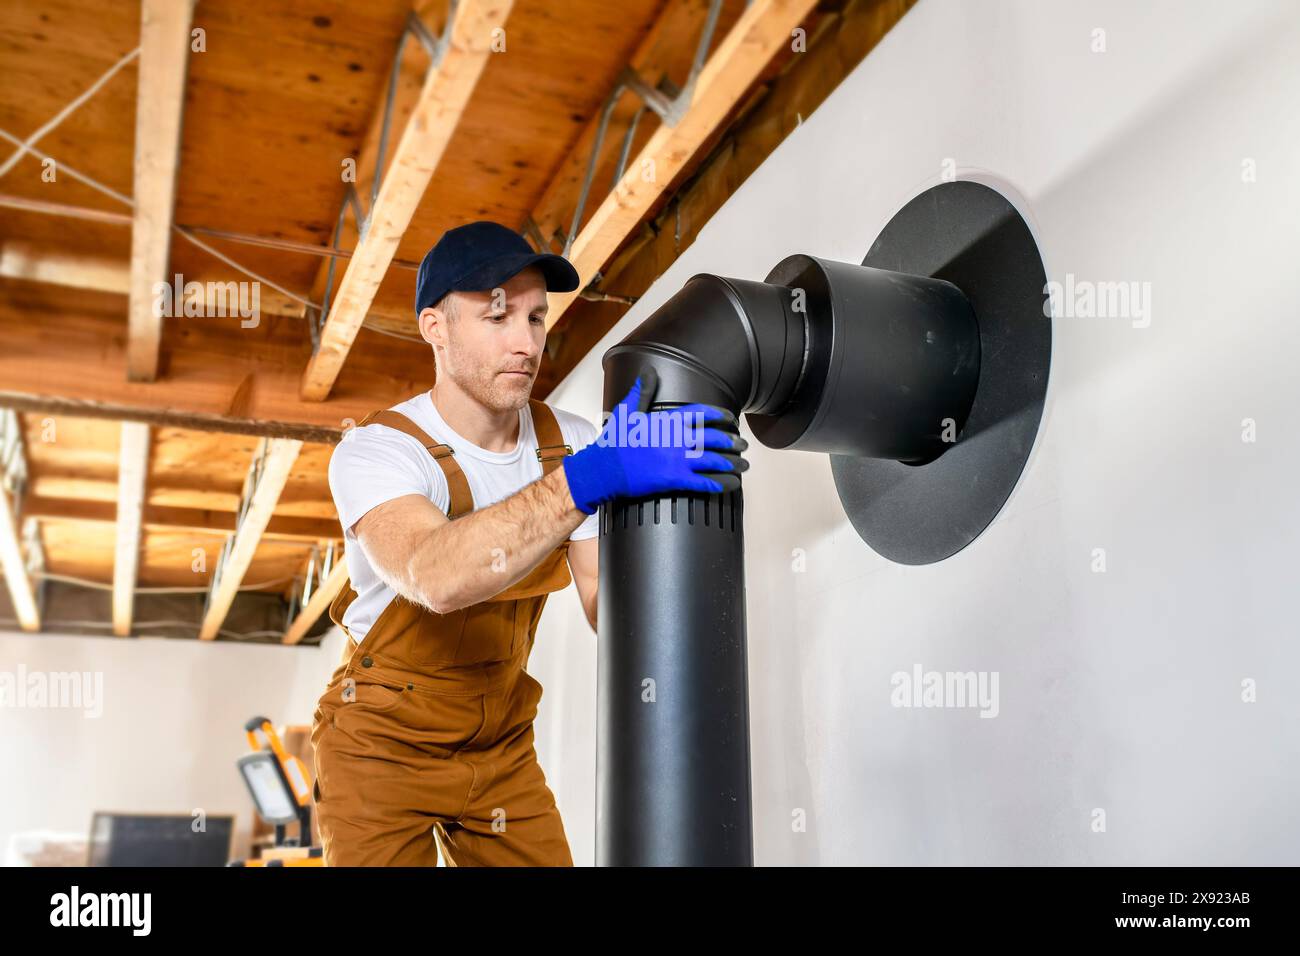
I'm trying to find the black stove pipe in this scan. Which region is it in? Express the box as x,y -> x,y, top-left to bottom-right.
595,255 -> 981,866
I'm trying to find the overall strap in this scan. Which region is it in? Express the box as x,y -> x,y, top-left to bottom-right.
358,409 -> 474,518
529,399 -> 572,476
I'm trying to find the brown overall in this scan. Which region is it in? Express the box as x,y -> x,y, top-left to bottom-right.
310,398 -> 576,866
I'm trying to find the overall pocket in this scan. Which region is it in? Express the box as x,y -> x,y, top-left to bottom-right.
413,601 -> 517,665
334,679 -> 489,759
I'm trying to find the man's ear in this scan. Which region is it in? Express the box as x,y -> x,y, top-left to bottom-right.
417,306 -> 441,346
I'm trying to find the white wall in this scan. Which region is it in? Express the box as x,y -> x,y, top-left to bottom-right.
535,0 -> 1300,864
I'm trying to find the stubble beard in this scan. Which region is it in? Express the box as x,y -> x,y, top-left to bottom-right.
441,347 -> 532,414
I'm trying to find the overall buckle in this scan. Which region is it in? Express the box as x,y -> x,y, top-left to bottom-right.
536,443 -> 572,462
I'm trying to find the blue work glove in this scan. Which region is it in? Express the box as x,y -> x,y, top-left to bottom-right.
562,367 -> 749,515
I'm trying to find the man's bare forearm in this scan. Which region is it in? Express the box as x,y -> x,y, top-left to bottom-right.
414,466 -> 587,613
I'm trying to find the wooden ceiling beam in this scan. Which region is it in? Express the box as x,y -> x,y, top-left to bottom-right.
198,438 -> 302,640
111,422 -> 150,636
0,392 -> 342,445
126,0 -> 196,382
544,0 -> 819,332
300,0 -> 516,402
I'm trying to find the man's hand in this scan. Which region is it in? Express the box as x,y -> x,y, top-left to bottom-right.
561,367 -> 749,515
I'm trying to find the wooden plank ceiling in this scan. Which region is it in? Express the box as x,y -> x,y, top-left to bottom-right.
0,0 -> 915,643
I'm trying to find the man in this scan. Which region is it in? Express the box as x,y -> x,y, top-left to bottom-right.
310,220 -> 748,866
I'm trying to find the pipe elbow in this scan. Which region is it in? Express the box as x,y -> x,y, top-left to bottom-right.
601,254 -> 981,465
601,272 -> 806,417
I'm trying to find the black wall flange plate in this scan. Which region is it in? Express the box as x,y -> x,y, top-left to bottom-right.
831,181 -> 1052,565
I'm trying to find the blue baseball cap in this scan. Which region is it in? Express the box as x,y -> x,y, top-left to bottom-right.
414,220 -> 580,316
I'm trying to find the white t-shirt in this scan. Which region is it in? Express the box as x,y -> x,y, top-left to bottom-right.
327,391 -> 599,643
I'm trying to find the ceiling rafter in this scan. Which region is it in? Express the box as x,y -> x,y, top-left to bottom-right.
0,410 -> 39,632
126,0 -> 196,382
283,546 -> 348,646
198,438 -> 302,640
111,421 -> 150,636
